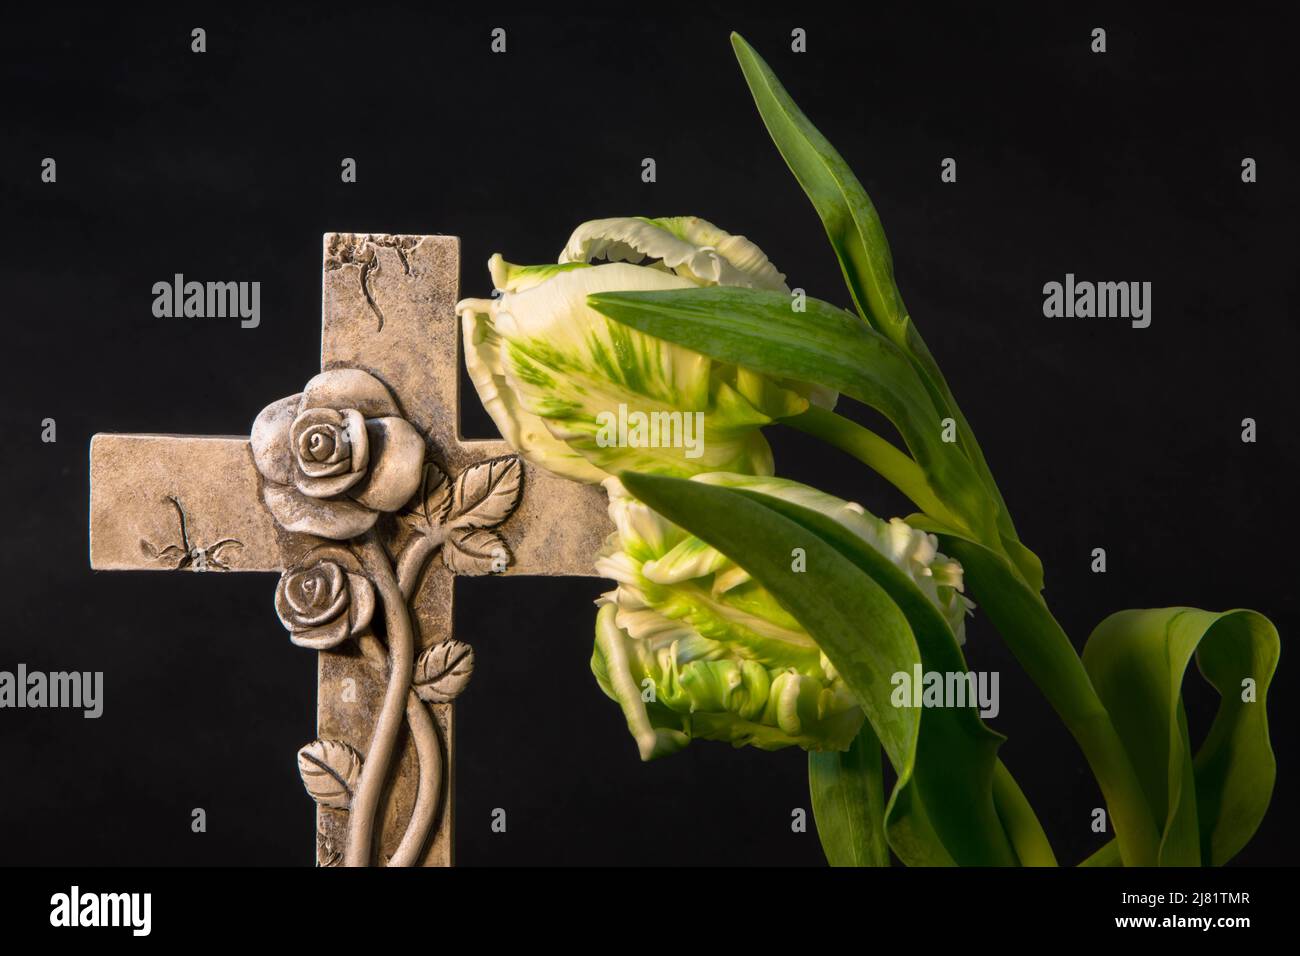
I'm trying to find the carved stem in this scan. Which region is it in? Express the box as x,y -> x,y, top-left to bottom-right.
396,531 -> 440,600
388,530 -> 449,864
346,532 -> 415,867
357,633 -> 444,868
389,697 -> 443,866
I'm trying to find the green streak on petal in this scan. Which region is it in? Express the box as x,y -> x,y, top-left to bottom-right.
592,474 -> 971,760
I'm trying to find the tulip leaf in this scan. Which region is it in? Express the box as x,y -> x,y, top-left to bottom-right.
1081,608 -> 1279,866
589,286 -> 1000,549
730,32 -> 1039,591
730,32 -> 904,345
780,404 -> 960,530
809,723 -> 890,867
621,471 -> 1020,866
991,760 -> 1058,866
724,482 -> 1051,866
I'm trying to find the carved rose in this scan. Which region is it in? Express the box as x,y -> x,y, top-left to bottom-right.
252,368 -> 425,539
275,545 -> 375,649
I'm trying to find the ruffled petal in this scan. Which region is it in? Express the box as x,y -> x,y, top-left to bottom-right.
592,603 -> 691,762
489,262 -> 779,479
455,218 -> 822,485
693,472 -> 972,643
657,216 -> 790,292
559,216 -> 789,292
641,535 -> 730,585
602,477 -> 681,560
488,254 -> 593,293
458,303 -> 608,483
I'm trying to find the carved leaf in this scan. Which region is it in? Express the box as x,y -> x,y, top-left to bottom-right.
442,527 -> 512,576
405,461 -> 453,528
297,739 -> 362,809
414,640 -> 475,704
446,456 -> 522,531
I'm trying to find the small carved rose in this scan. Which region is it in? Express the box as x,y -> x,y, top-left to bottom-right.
275,545 -> 375,649
252,368 -> 425,539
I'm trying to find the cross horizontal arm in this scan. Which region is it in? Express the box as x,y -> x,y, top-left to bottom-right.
89,433 -> 288,572
89,233 -> 617,868
462,442 -> 612,578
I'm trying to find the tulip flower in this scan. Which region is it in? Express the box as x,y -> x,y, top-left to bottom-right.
591,473 -> 972,761
455,217 -> 835,484
448,32 -> 1282,870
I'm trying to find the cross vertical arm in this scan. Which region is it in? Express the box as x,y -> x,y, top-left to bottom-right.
89,232 -> 611,867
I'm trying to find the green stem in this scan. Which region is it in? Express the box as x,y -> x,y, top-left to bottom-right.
789,407 -> 1159,866
991,760 -> 1057,866
783,406 -> 964,533
1069,711 -> 1161,866
1032,676 -> 1160,866
942,538 -> 1162,866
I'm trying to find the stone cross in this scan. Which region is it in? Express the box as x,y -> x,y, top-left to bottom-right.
89,234 -> 611,866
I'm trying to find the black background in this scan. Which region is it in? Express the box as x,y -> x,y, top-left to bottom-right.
2,6 -> 1295,866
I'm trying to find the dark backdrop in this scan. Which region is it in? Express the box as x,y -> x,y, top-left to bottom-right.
2,6 -> 1295,866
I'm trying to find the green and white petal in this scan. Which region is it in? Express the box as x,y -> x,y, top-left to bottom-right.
593,594 -> 865,759
592,603 -> 692,761
488,253 -> 592,293
591,470 -> 900,759
457,217 -> 836,484
559,217 -> 834,410
492,261 -> 704,403
488,262 -> 786,479
602,476 -> 683,560
653,216 -> 790,292
692,472 -> 974,642
641,534 -> 730,585
559,216 -> 789,292
458,296 -> 608,484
